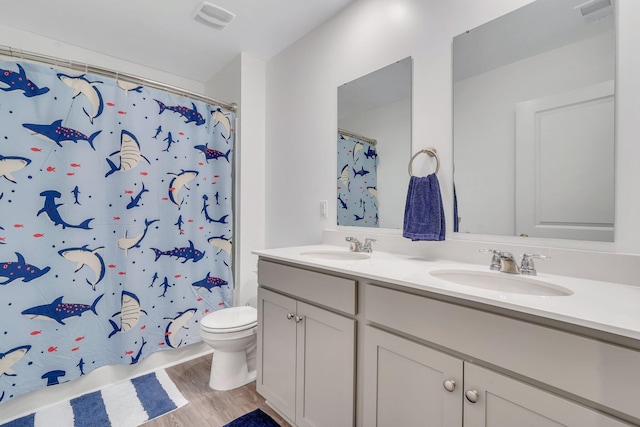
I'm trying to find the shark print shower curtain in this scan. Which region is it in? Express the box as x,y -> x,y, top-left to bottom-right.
337,132 -> 379,227
0,58 -> 234,402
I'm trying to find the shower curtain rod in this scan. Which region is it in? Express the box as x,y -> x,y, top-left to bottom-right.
0,45 -> 237,112
338,128 -> 377,146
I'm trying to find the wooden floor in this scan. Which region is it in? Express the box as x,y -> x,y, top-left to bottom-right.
145,354 -> 290,427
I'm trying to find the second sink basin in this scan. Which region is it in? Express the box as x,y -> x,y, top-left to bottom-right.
300,250 -> 370,261
429,269 -> 573,296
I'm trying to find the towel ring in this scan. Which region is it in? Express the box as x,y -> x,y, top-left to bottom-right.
408,148 -> 440,176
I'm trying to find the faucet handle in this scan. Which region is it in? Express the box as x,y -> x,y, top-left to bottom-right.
345,236 -> 362,252
479,248 -> 501,255
520,253 -> 549,276
362,238 -> 376,253
479,249 -> 502,271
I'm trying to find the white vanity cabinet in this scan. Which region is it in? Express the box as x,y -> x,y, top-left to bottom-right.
364,283 -> 638,426
363,326 -> 628,426
363,326 -> 463,426
257,260 -> 356,427
255,255 -> 640,426
364,324 -> 628,426
463,363 -> 629,427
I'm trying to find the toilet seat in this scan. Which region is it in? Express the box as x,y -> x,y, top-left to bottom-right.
201,306 -> 257,333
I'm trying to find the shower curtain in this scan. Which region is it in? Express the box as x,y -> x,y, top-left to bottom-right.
0,58 -> 234,402
337,132 -> 379,227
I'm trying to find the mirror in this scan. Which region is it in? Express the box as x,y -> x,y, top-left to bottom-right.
337,57 -> 412,229
453,0 -> 615,242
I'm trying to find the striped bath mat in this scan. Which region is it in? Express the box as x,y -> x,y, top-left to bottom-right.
1,370 -> 187,427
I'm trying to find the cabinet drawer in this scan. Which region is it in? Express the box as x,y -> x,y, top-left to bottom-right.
258,259 -> 357,315
364,284 -> 640,421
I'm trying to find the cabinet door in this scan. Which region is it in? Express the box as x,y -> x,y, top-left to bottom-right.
362,326 -> 463,427
257,288 -> 297,422
295,301 -> 355,427
464,363 -> 630,427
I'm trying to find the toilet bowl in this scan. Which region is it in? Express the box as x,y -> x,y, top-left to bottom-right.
200,306 -> 258,391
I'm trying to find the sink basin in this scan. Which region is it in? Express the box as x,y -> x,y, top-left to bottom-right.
300,250 -> 370,261
429,269 -> 573,296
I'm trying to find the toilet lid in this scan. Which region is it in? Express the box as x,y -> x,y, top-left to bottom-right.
201,306 -> 257,331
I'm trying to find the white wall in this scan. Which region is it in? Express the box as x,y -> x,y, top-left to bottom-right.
206,53 -> 266,306
265,0 -> 640,255
265,0 -> 428,247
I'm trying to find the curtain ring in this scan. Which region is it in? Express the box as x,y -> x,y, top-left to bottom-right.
408,148 -> 440,176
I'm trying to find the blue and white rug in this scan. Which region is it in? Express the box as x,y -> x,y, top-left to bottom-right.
1,370 -> 187,427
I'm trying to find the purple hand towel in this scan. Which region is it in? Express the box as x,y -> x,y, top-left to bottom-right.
402,174 -> 445,241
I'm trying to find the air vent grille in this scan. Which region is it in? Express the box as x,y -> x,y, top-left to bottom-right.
193,2 -> 235,30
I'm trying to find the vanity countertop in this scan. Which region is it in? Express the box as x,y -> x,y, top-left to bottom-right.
253,245 -> 640,343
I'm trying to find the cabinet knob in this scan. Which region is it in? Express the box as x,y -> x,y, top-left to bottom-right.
443,379 -> 456,392
286,313 -> 294,320
295,315 -> 303,323
465,389 -> 479,403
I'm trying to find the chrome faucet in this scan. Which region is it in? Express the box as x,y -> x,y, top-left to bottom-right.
345,237 -> 376,253
479,249 -> 502,271
520,253 -> 550,276
480,249 -> 549,275
497,251 -> 520,274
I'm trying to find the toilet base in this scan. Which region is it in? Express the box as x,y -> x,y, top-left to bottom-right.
208,349 -> 257,391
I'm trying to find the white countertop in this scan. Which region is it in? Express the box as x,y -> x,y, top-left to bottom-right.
254,244 -> 640,342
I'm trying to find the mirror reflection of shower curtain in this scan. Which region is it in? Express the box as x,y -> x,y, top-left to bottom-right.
337,132 -> 379,227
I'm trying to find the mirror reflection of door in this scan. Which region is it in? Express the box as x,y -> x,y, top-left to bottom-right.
452,0 -> 615,241
515,81 -> 614,241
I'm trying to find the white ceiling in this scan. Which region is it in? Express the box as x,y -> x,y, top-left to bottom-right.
0,0 -> 355,82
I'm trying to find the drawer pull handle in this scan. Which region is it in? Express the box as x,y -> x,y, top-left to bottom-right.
295,316 -> 303,323
465,389 -> 479,403
286,313 -> 294,320
443,380 -> 456,392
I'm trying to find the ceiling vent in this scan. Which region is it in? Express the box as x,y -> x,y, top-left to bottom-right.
193,2 -> 235,30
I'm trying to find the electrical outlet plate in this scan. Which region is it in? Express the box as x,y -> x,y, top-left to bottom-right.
320,200 -> 328,217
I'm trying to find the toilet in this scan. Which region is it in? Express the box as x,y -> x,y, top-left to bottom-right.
200,306 -> 258,391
